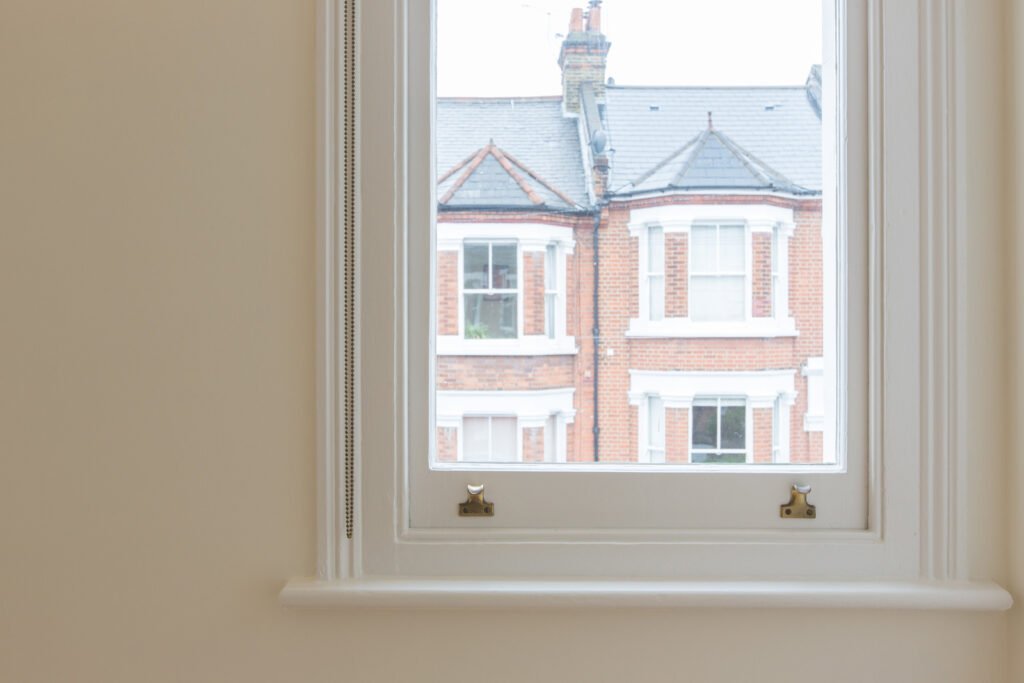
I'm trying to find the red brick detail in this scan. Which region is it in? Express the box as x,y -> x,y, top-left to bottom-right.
752,232 -> 773,318
436,426 -> 457,463
665,232 -> 688,318
437,250 -> 459,336
752,408 -> 773,463
523,426 -> 545,462
524,251 -> 545,336
665,407 -> 690,463
436,356 -> 574,391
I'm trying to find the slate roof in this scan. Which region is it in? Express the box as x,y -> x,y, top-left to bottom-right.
603,86 -> 822,194
627,120 -> 811,195
439,142 -> 580,210
437,97 -> 589,210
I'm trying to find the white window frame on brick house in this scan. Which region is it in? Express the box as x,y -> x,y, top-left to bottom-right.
436,222 -> 575,356
691,397 -> 750,464
280,0 -> 1014,610
802,356 -> 825,432
461,240 -> 519,340
631,370 -> 794,469
645,224 -> 666,321
629,204 -> 796,338
461,415 -> 520,463
435,388 -> 575,466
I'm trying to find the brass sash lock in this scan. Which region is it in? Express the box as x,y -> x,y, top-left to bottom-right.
458,484 -> 494,517
780,484 -> 816,519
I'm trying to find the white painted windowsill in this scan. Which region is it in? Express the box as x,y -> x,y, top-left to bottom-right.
627,318 -> 799,339
280,578 -> 1012,611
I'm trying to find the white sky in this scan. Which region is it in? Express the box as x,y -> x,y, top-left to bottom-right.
437,0 -> 823,97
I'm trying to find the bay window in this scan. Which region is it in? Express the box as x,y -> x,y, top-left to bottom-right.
691,398 -> 748,464
689,224 -> 746,322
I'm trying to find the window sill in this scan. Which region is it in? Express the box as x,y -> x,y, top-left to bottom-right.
626,318 -> 799,339
280,578 -> 1012,611
437,335 -> 577,356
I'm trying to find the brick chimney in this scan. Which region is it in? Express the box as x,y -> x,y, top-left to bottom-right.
558,1 -> 611,115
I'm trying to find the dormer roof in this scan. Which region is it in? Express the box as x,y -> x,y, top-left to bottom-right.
622,117 -> 812,196
438,140 -> 582,211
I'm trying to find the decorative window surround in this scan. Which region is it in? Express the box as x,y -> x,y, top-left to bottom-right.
630,205 -> 795,338
803,356 -> 825,432
439,222 -> 576,355
626,204 -> 796,238
631,370 -> 796,465
438,222 -> 576,253
436,389 -> 576,464
627,318 -> 798,339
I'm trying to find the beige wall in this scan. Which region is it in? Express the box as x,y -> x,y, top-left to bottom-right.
0,1 -> 1015,681
1010,0 -> 1024,678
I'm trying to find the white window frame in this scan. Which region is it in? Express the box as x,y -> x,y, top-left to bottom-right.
437,222 -> 575,355
436,388 -> 575,466
690,397 -> 750,464
803,356 -> 825,432
280,0 -> 1013,610
459,415 -> 520,463
646,225 -> 665,321
629,204 -> 796,338
688,223 -> 749,323
460,240 -> 520,340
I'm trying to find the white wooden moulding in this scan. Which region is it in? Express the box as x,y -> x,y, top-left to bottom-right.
280,0 -> 1013,609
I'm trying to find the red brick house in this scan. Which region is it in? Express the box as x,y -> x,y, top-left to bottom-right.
436,3 -> 826,465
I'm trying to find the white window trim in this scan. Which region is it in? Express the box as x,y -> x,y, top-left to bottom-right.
280,0 -> 1014,610
630,206 -> 797,338
438,222 -> 576,355
436,388 -> 575,465
632,370 -> 795,469
803,356 -> 825,432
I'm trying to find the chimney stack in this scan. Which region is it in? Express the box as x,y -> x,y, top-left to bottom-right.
558,3 -> 611,115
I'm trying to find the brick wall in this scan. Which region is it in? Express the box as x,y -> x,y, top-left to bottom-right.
438,250 -> 459,335
752,407 -> 773,463
436,426 -> 457,463
665,232 -> 688,318
665,407 -> 689,463
523,251 -> 545,336
523,426 -> 545,462
752,232 -> 773,317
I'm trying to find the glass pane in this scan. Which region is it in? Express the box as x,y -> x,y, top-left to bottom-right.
491,243 -> 517,289
490,417 -> 518,461
463,243 -> 489,290
690,276 -> 744,321
690,225 -> 716,273
545,245 -> 557,289
648,226 -> 664,273
435,0 -> 833,469
545,293 -> 556,338
462,417 -> 489,461
691,404 -> 717,450
464,293 -> 517,338
718,225 -> 746,272
691,452 -> 747,464
720,405 -> 746,449
545,415 -> 557,462
649,275 -> 665,321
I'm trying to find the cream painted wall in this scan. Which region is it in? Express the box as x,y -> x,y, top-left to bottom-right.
0,1 -> 1014,681
1009,1 -> 1024,678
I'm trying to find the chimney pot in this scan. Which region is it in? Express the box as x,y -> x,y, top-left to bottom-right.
586,6 -> 601,32
569,8 -> 584,33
